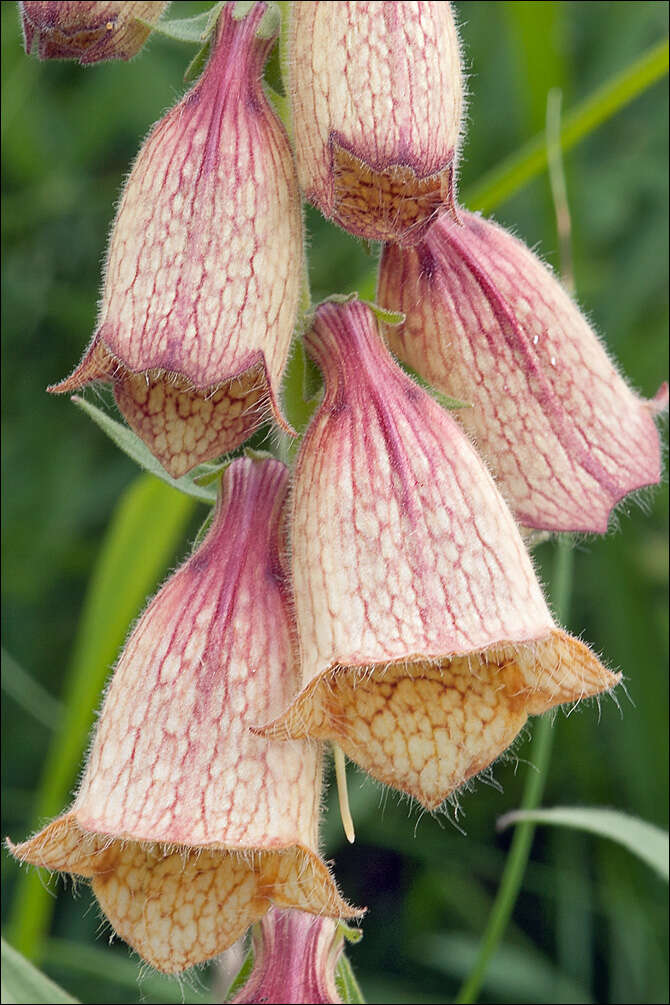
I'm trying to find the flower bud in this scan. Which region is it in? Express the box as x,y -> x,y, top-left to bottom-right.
9,457 -> 357,973
288,2 -> 463,245
232,908 -> 347,1004
53,2 -> 302,477
377,212 -> 668,533
19,1 -> 169,63
260,300 -> 619,810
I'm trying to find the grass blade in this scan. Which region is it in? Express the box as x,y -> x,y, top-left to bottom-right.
6,474 -> 196,959
464,38 -> 669,212
1,938 -> 78,1004
498,807 -> 669,881
1,649 -> 63,730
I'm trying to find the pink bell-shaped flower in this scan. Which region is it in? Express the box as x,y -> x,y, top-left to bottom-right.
19,1 -> 169,64
231,908 -> 349,1005
52,2 -> 302,477
377,211 -> 668,533
288,1 -> 463,245
9,457 -> 357,973
260,299 -> 620,810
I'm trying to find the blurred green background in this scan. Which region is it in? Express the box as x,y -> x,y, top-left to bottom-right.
1,2 -> 668,1003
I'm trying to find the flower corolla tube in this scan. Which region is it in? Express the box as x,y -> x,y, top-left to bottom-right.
52,1 -> 302,477
288,1 -> 463,245
260,299 -> 620,810
9,457 -> 357,973
231,908 -> 347,1005
377,211 -> 668,533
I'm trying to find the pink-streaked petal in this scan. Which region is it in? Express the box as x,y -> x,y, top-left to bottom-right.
232,908 -> 346,1005
53,2 -> 302,471
260,300 -> 618,808
19,1 -> 169,63
289,2 -> 463,244
9,457 -> 359,972
378,212 -> 666,533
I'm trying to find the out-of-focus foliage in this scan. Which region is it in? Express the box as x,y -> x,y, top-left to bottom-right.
1,3 -> 667,1003
1,938 -> 78,1004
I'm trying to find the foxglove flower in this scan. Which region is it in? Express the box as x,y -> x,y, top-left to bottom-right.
288,1 -> 463,245
19,1 -> 169,63
53,2 -> 302,477
261,299 -> 619,810
232,908 -> 348,1004
10,458 -> 357,973
377,212 -> 668,533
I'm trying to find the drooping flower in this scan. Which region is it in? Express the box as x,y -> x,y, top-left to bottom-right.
231,908 -> 350,1005
260,299 -> 620,810
377,211 -> 668,533
288,1 -> 463,245
9,457 -> 358,973
19,1 -> 169,63
52,2 -> 302,477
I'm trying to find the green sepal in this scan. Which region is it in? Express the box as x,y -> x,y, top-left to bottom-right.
232,1 -> 281,40
190,509 -> 215,553
139,3 -> 225,44
314,293 -> 405,327
399,363 -> 472,411
244,447 -> 279,463
265,84 -> 290,122
225,945 -> 254,1002
361,299 -> 406,326
183,40 -> 211,83
335,951 -> 366,1004
192,461 -> 230,488
338,921 -> 364,946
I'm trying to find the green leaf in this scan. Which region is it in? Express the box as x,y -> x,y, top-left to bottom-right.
464,38 -> 669,212
335,952 -> 366,1004
1,939 -> 78,1004
1,648 -> 63,730
72,396 -> 217,504
142,4 -> 225,44
498,807 -> 669,881
183,40 -> 211,83
7,474 -> 196,959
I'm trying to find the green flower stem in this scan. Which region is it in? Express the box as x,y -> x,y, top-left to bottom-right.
456,540 -> 574,1004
